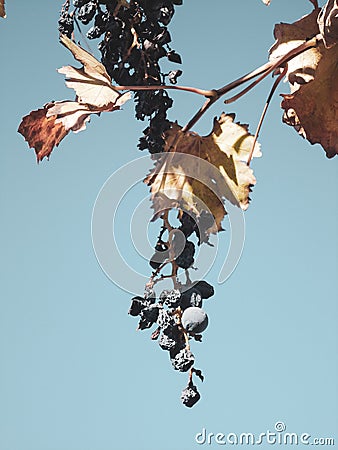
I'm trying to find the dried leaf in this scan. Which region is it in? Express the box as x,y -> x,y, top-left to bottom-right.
282,43 -> 338,158
0,0 -> 5,18
270,9 -> 322,93
58,34 -> 130,108
270,9 -> 338,157
145,114 -> 261,233
261,0 -> 271,5
18,105 -> 69,162
318,0 -> 338,47
18,36 -> 131,161
46,101 -> 99,132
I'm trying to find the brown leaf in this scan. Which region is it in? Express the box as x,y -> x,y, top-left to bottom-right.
270,8 -> 338,157
282,43 -> 338,158
18,36 -> 131,161
145,114 -> 261,233
261,0 -> 271,5
18,100 -> 120,161
18,105 -> 69,162
318,0 -> 338,48
0,0 -> 6,18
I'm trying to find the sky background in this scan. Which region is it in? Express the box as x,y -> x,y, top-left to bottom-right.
0,1 -> 337,450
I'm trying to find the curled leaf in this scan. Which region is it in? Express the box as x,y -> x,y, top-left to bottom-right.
18,105 -> 69,162
270,8 -> 338,157
18,35 -> 131,161
145,114 -> 261,234
282,43 -> 338,158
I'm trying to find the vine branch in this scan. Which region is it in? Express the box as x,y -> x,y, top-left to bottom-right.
114,36 -> 319,137
247,64 -> 288,166
114,84 -> 215,97
181,36 -> 318,133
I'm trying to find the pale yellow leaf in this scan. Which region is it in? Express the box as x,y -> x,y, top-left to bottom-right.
58,35 -> 131,108
146,114 -> 261,233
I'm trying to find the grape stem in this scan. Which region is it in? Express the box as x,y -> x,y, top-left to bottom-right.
115,84 -> 215,97
174,307 -> 191,351
185,269 -> 192,286
73,16 -> 94,54
116,35 -> 319,135
181,36 -> 319,133
162,210 -> 173,232
148,261 -> 171,287
246,64 -> 288,166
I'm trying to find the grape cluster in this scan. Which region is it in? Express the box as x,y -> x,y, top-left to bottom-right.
58,0 -> 219,408
128,278 -> 214,407
60,0 -> 183,154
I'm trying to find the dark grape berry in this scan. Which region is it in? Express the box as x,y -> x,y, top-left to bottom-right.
181,382 -> 201,408
175,241 -> 195,269
77,1 -> 97,24
179,211 -> 197,237
159,289 -> 181,308
188,291 -> 203,308
87,25 -> 105,39
128,296 -> 148,316
167,50 -> 182,64
137,317 -> 154,330
159,330 -> 177,351
180,286 -> 203,310
156,309 -> 175,329
170,347 -> 195,372
168,69 -> 182,84
160,324 -> 185,350
194,280 -> 215,299
141,304 -> 161,323
158,5 -> 175,25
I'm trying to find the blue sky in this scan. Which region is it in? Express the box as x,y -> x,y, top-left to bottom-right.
0,1 -> 337,449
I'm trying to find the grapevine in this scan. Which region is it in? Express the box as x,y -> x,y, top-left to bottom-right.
16,0 -> 338,407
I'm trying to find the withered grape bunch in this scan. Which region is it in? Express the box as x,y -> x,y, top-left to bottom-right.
59,0 -> 183,154
58,0 -> 216,407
